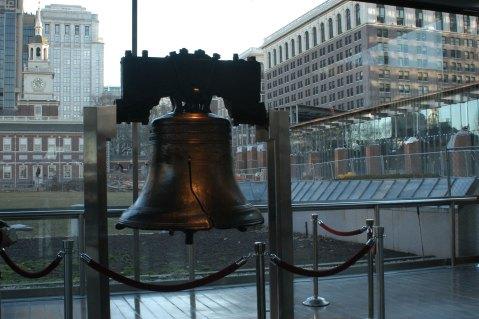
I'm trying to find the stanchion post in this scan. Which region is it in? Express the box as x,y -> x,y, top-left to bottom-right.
63,240 -> 74,319
302,214 -> 329,307
255,242 -> 266,319
366,219 -> 374,319
375,226 -> 385,319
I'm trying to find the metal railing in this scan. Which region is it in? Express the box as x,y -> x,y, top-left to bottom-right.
235,148 -> 479,181
0,193 -> 476,299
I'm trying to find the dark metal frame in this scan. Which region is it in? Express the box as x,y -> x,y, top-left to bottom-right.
358,0 -> 479,16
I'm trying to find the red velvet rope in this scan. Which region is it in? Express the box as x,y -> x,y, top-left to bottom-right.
319,221 -> 368,237
81,253 -> 249,292
0,249 -> 64,279
270,239 -> 375,277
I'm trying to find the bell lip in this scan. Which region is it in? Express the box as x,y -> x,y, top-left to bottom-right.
115,218 -> 264,231
115,208 -> 264,231
116,218 -> 213,231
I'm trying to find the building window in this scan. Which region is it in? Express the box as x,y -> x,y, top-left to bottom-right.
54,24 -> 60,35
79,138 -> 84,152
291,39 -> 295,57
85,25 -> 90,36
19,138 -> 28,152
268,52 -> 271,68
337,13 -> 342,34
312,27 -> 318,46
74,25 -> 80,36
3,166 -> 12,180
3,138 -> 12,152
355,4 -> 361,26
377,5 -> 385,23
285,42 -> 289,59
34,138 -> 42,152
65,24 -> 70,35
450,14 -> 457,32
435,12 -> 443,30
328,18 -> 333,39
45,24 -> 50,34
34,105 -> 42,118
305,31 -> 310,50
63,138 -> 72,152
63,165 -> 72,179
396,7 -> 405,25
297,35 -> 302,53
464,15 -> 471,33
415,9 -> 423,28
48,138 -> 56,153
320,23 -> 325,42
19,165 -> 27,180
346,9 -> 351,30
273,49 -> 277,66
48,165 -> 57,178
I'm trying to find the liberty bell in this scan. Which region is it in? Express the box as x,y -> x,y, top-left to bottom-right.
115,48 -> 267,232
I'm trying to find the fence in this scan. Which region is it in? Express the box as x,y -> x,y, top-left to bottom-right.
236,148 -> 479,181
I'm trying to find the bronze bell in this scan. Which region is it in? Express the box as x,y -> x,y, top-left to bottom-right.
116,111 -> 264,231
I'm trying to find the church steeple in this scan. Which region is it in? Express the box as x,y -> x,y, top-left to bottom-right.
29,4 -> 49,62
34,7 -> 43,36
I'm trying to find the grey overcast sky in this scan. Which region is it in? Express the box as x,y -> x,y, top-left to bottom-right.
24,0 -> 324,86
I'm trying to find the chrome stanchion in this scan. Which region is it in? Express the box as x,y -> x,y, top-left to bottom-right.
303,214 -> 329,307
366,219 -> 374,319
255,242 -> 266,319
63,240 -> 74,319
375,226 -> 385,319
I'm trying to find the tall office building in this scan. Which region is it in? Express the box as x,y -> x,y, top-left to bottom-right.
22,12 -> 34,67
262,1 -> 479,122
41,4 -> 104,120
0,0 -> 23,113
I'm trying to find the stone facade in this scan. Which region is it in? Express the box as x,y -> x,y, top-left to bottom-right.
263,1 -> 479,118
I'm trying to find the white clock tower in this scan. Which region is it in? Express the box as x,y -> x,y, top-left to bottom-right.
22,8 -> 54,101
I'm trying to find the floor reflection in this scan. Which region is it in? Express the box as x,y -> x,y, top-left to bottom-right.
3,265 -> 479,318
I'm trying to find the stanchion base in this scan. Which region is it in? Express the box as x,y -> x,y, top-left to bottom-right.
302,296 -> 330,307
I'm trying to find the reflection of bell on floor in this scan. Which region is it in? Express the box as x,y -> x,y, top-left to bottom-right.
116,111 -> 264,231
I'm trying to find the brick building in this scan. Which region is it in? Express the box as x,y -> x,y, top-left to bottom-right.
0,8 -> 82,190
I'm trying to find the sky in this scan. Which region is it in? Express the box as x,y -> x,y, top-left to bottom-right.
24,0 -> 325,86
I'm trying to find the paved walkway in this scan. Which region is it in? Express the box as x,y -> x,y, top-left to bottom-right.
3,265 -> 479,318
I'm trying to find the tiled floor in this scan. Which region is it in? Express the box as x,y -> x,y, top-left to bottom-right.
3,265 -> 479,318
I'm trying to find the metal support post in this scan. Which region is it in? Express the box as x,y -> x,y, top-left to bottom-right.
375,226 -> 385,319
255,242 -> 266,319
188,243 -> 195,281
131,2 -> 141,316
374,205 -> 380,226
366,219 -> 374,319
131,0 -> 141,286
446,148 -> 452,197
63,240 -> 74,319
84,106 -> 116,319
303,214 -> 329,307
132,123 -> 140,283
267,110 -> 294,319
78,214 -> 86,295
450,202 -> 456,267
